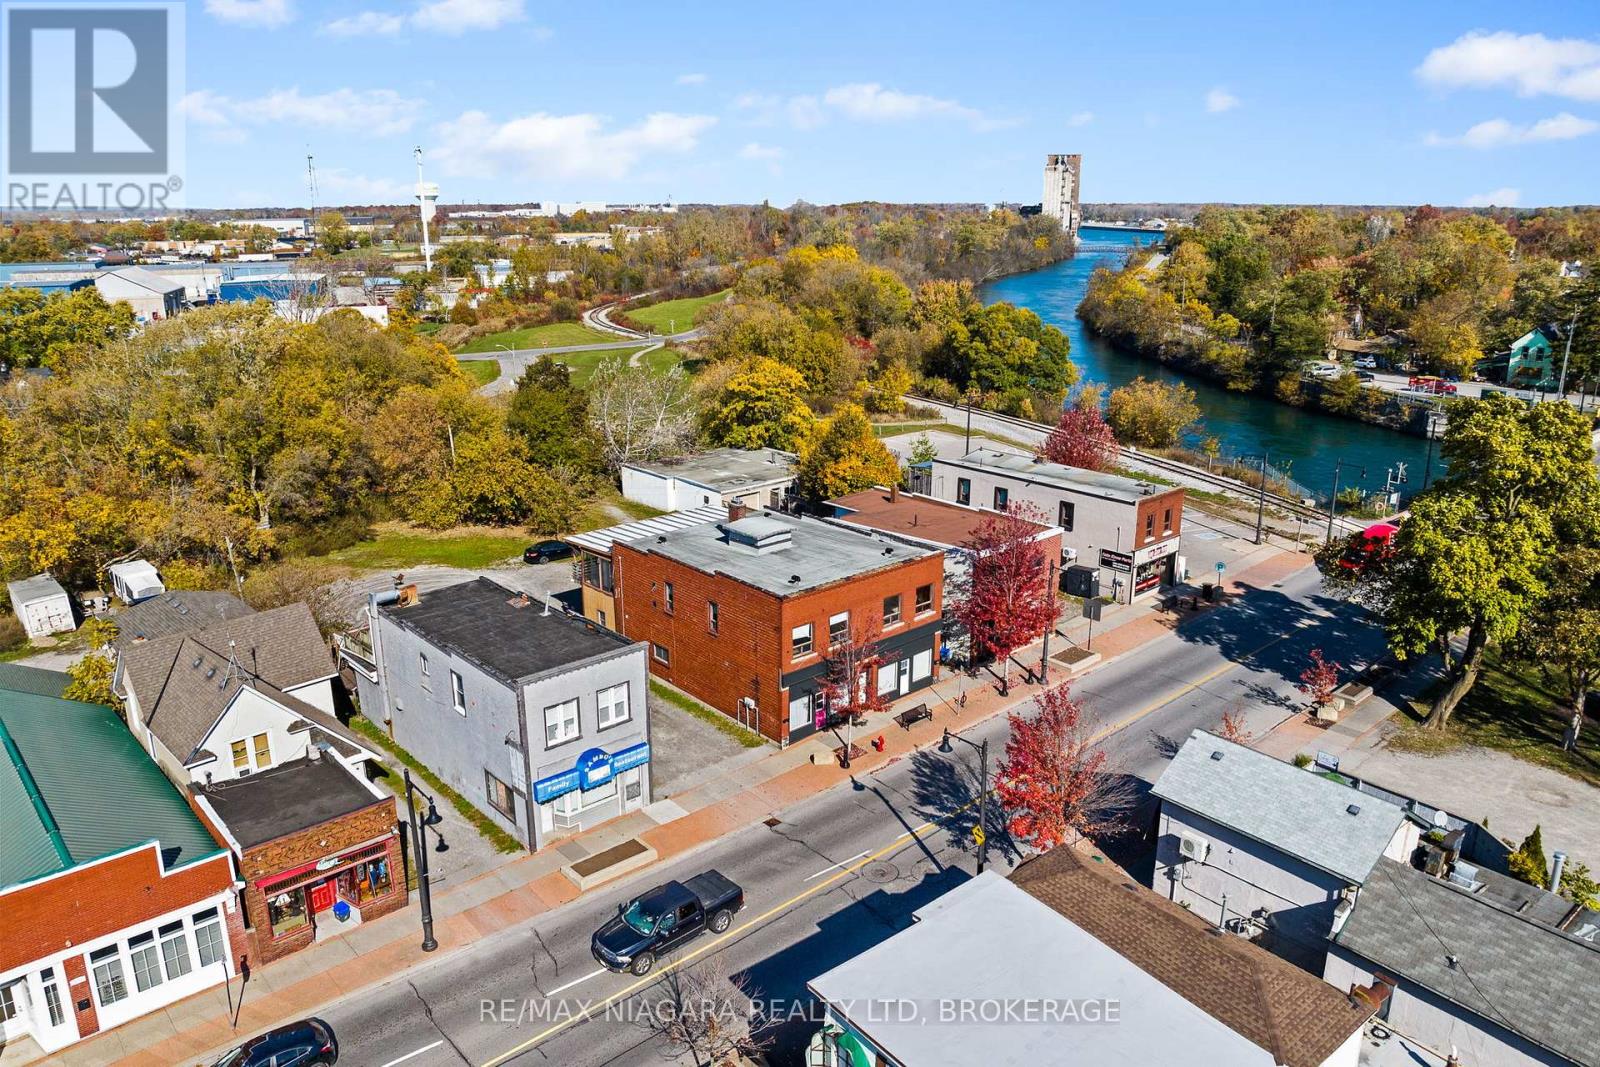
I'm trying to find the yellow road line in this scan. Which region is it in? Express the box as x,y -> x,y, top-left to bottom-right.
481,631 -> 1288,1065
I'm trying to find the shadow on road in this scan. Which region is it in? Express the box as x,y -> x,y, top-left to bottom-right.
903,749 -> 1022,872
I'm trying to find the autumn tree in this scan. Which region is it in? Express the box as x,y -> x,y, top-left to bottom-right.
1512,547 -> 1600,750
242,559 -> 355,637
1217,705 -> 1253,745
994,682 -> 1132,849
586,357 -> 697,470
820,615 -> 888,721
955,503 -> 1057,693
639,958 -> 770,1067
1296,648 -> 1341,713
1106,376 -> 1200,448
1040,404 -> 1118,471
0,286 -> 135,369
505,356 -> 603,472
793,403 -> 901,501
700,357 -> 814,451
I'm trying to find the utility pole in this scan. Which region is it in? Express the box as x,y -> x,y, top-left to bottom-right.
1326,459 -> 1366,542
1559,307 -> 1578,401
1254,448 -> 1269,546
1421,408 -> 1445,490
414,146 -> 436,273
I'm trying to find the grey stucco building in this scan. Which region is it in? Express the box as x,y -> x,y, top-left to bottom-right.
347,578 -> 651,852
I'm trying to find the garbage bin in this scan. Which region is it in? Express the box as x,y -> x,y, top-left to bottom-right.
1202,582 -> 1216,602
332,900 -> 351,923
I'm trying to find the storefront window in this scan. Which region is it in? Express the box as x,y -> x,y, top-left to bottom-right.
160,921 -> 192,980
129,932 -> 163,992
90,946 -> 128,1006
351,856 -> 393,903
267,886 -> 310,938
193,908 -> 226,967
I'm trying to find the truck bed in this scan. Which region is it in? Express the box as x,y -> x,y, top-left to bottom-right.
683,870 -> 741,910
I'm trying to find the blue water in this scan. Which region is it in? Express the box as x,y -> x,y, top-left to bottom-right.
981,226 -> 1437,502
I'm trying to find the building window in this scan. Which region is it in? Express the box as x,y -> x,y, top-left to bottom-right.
1163,507 -> 1173,534
791,622 -> 814,657
450,670 -> 466,715
129,932 -> 163,992
883,594 -> 902,627
267,886 -> 310,938
913,649 -> 933,680
159,921 -> 192,980
486,771 -> 516,819
419,652 -> 430,679
1059,500 -> 1075,531
193,908 -> 226,967
544,698 -> 580,746
231,732 -> 271,775
598,683 -> 630,728
1145,513 -> 1155,540
231,739 -> 248,773
0,981 -> 20,1024
40,970 -> 64,1027
351,855 -> 393,903
90,946 -> 128,1006
598,609 -> 608,629
653,642 -> 670,665
994,486 -> 1009,510
828,611 -> 849,647
915,584 -> 933,615
707,600 -> 719,634
253,732 -> 271,768
663,582 -> 674,614
788,692 -> 813,731
877,662 -> 900,696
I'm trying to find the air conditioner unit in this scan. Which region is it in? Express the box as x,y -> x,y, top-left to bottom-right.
1178,831 -> 1210,863
1448,861 -> 1481,890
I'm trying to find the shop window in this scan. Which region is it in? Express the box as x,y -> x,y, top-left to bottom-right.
956,478 -> 970,505
451,670 -> 467,715
993,486 -> 1009,510
350,855 -> 394,903
598,683 -> 630,728
129,932 -> 163,993
663,582 -> 674,614
915,584 -> 933,615
707,600 -> 719,634
39,969 -> 64,1027
877,663 -> 899,696
267,886 -> 310,938
193,909 -> 226,967
883,594 -> 902,627
544,698 -> 580,746
653,642 -> 670,665
1059,500 -> 1075,531
791,623 -> 814,657
159,921 -> 192,980
90,946 -> 128,1006
912,649 -> 933,680
788,692 -> 812,731
486,771 -> 516,819
622,766 -> 644,803
0,981 -> 20,1023
829,611 -> 849,647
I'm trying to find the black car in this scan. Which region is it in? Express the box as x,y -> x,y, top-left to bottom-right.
523,540 -> 573,565
212,1018 -> 337,1066
592,870 -> 744,976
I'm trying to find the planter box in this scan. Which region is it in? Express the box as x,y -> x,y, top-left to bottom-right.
562,838 -> 658,891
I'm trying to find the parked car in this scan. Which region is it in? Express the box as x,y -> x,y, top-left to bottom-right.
1353,356 -> 1379,370
1355,370 -> 1377,382
1407,375 -> 1457,395
1309,362 -> 1342,379
592,870 -> 745,976
212,1019 -> 338,1066
523,540 -> 573,565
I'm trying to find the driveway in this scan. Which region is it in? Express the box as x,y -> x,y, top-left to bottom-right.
331,558 -> 579,628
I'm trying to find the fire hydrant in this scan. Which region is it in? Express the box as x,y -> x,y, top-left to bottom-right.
871,734 -> 886,753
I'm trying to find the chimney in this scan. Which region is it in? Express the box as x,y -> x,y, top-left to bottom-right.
889,485 -> 899,504
1552,851 -> 1568,890
728,501 -> 748,522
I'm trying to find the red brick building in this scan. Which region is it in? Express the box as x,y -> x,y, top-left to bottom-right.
613,509 -> 945,743
0,686 -> 243,1057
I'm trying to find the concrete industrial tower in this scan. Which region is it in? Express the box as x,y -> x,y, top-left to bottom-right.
1042,154 -> 1082,236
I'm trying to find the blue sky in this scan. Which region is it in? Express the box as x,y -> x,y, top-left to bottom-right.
180,0 -> 1600,209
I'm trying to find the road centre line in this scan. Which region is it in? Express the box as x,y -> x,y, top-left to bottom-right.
379,1040 -> 444,1067
544,967 -> 607,997
804,850 -> 870,881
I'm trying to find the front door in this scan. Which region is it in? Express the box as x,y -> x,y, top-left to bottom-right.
309,879 -> 336,914
897,658 -> 911,695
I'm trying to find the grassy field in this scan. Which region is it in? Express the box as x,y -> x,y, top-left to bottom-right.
1389,648 -> 1600,788
628,291 -> 727,334
456,321 -> 613,353
322,525 -> 529,569
873,421 -> 947,438
550,346 -> 651,386
639,346 -> 687,376
458,359 -> 501,386
649,679 -> 766,748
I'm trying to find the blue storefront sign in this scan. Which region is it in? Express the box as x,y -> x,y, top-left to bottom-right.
532,742 -> 651,804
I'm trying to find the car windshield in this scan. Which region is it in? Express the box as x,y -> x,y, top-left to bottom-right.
622,900 -> 658,935
211,1049 -> 247,1067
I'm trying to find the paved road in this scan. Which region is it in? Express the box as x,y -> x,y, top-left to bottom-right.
314,565 -> 1389,1067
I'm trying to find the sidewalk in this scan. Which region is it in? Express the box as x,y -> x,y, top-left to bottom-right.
26,548 -> 1310,1067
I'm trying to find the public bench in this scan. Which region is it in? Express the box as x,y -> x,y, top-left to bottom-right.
894,704 -> 933,729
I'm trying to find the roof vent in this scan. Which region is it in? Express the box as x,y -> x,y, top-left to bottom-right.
657,535 -> 667,543
1346,804 -> 1361,816
1210,750 -> 1224,761
205,666 -> 216,679
882,546 -> 894,556
192,655 -> 203,668
789,574 -> 801,584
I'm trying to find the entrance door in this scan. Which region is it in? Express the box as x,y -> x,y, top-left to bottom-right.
309,879 -> 336,914
898,658 -> 911,695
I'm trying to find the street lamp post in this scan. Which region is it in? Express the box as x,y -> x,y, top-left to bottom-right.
1421,407 -> 1445,491
1558,308 -> 1578,400
401,768 -> 447,952
938,728 -> 990,874
1039,556 -> 1058,683
1325,459 -> 1366,543
1253,448 -> 1270,545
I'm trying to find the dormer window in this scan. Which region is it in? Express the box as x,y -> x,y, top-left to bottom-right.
230,732 -> 272,775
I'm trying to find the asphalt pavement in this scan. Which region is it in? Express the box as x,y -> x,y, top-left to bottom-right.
311,563 -> 1390,1067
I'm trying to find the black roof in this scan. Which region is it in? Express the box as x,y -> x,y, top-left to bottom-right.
381,577 -> 634,684
197,756 -> 383,848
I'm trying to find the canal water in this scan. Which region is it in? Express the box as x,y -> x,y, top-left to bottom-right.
981,226 -> 1438,502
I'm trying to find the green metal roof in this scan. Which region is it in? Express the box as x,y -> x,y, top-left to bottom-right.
0,662 -> 72,699
0,690 -> 225,890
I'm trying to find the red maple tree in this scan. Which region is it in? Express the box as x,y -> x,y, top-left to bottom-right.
1040,405 -> 1118,471
955,503 -> 1057,693
994,682 -> 1132,850
1217,705 -> 1253,745
819,615 -> 888,721
1297,648 -> 1342,712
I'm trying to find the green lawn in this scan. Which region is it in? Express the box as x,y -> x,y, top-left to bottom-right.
628,291 -> 727,335
640,346 -> 687,376
550,346 -> 651,387
873,422 -> 947,438
415,321 -> 445,335
321,526 -> 529,569
459,359 -> 501,386
455,321 -> 613,353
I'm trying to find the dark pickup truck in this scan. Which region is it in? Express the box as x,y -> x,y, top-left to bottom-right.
591,870 -> 744,976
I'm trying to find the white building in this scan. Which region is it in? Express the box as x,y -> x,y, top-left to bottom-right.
94,267 -> 184,322
5,574 -> 74,639
1042,153 -> 1082,235
620,448 -> 797,512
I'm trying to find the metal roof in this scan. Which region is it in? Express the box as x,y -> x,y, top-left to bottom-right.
621,447 -> 797,491
566,504 -> 728,555
0,690 -> 224,889
1151,730 -> 1406,884
6,572 -> 67,606
936,448 -> 1165,505
1337,859 -> 1600,1066
0,663 -> 70,698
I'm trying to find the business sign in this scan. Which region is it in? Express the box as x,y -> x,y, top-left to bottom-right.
1135,537 -> 1180,565
1099,548 -> 1133,573
533,742 -> 651,804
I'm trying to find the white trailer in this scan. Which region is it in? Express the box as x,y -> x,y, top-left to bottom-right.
108,560 -> 166,605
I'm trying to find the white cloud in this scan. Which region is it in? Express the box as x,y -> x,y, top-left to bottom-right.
1205,87 -> 1239,113
433,110 -> 717,181
677,73 -> 709,86
739,141 -> 783,175
1067,110 -> 1094,126
181,87 -> 421,137
1418,30 -> 1600,101
1425,111 -> 1598,148
1462,186 -> 1521,207
821,83 -> 1017,130
321,11 -> 406,35
204,0 -> 293,27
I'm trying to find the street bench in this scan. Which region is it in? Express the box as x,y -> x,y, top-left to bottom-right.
894,704 -> 932,729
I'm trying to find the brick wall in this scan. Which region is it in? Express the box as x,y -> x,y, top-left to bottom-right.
1134,488 -> 1186,549
237,797 -> 403,965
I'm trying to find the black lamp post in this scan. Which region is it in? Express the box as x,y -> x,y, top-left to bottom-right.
938,728 -> 990,874
402,768 -> 447,952
1325,459 -> 1366,543
1421,407 -> 1446,491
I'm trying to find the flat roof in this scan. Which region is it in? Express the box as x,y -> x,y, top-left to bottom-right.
380,577 -> 636,684
808,871 -> 1267,1066
197,755 -> 381,849
567,504 -> 728,556
828,487 -> 1055,548
626,511 -> 939,597
936,448 -> 1168,505
6,573 -> 66,604
622,447 -> 796,492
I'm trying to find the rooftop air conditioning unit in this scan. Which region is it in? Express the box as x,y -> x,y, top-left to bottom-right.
1448,861 -> 1481,890
1179,831 -> 1210,863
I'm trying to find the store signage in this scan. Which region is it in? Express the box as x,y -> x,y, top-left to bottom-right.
315,856 -> 342,872
533,742 -> 651,804
1099,548 -> 1133,572
1135,538 -> 1180,565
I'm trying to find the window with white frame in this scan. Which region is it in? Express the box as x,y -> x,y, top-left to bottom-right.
129,932 -> 163,992
915,584 -> 933,615
828,611 -> 849,647
450,670 -> 466,715
912,649 -> 933,680
791,622 -> 814,657
597,683 -> 630,728
39,969 -> 64,1026
653,643 -> 670,665
663,581 -> 674,614
90,946 -> 128,1006
419,652 -> 430,687
159,921 -> 192,980
883,594 -> 902,627
193,908 -> 226,968
0,981 -> 21,1024
544,698 -> 580,746
230,732 -> 272,776
877,663 -> 900,695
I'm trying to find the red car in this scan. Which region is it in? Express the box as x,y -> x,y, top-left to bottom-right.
1408,375 -> 1457,395
1339,522 -> 1400,572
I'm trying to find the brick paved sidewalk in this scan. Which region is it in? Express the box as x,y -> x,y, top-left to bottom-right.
24,549 -> 1309,1067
